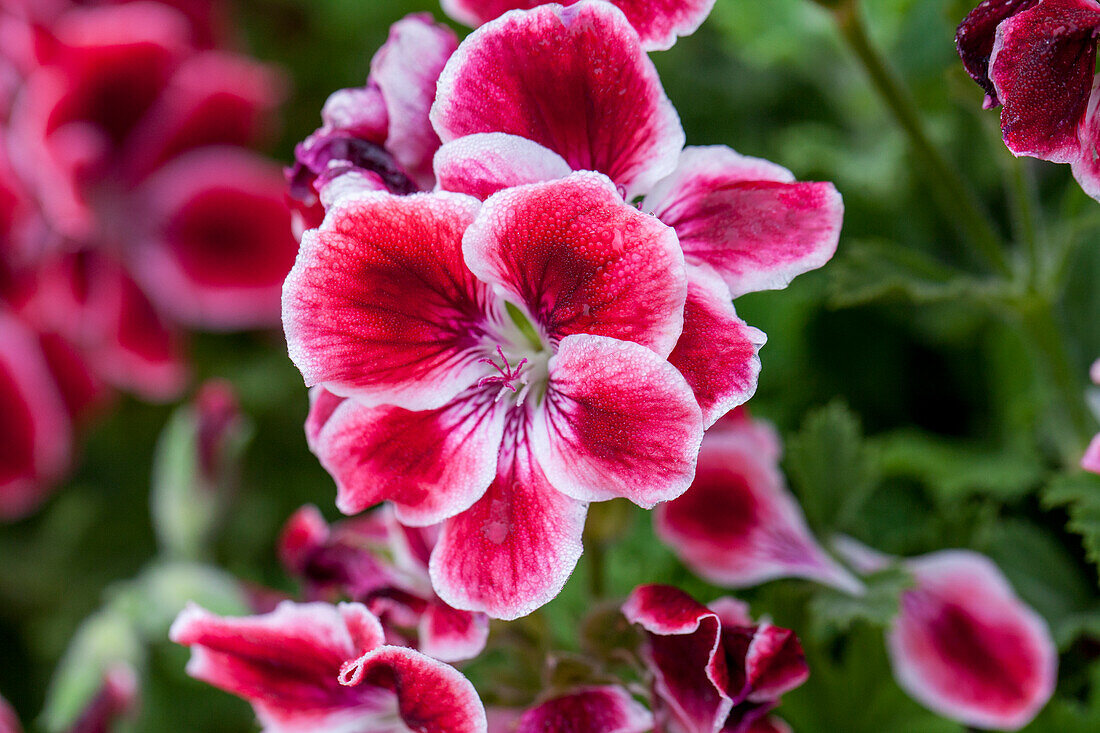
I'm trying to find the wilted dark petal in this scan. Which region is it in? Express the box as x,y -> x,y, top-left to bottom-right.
515,686 -> 653,733
956,0 -> 1043,105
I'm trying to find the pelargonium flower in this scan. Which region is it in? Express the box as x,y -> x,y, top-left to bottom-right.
956,0 -> 1100,200
655,409 -> 862,593
279,503 -> 490,662
834,538 -> 1057,730
622,584 -> 808,733
170,600 -> 488,733
504,686 -> 653,733
285,172 -> 725,619
287,13 -> 458,230
439,0 -> 716,52
1082,358 -> 1100,473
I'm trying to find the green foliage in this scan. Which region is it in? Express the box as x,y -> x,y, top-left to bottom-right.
807,565 -> 913,640
1043,472 -> 1100,575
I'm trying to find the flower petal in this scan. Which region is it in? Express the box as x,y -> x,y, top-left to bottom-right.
304,387 -> 346,453
1071,80 -> 1100,202
955,0 -> 1042,106
988,0 -> 1100,162
431,1 -> 684,198
464,172 -> 686,356
434,133 -> 571,200
887,551 -> 1057,730
741,624 -> 810,702
418,602 -> 491,663
533,334 -> 703,508
430,414 -> 587,620
655,415 -> 863,593
441,0 -> 715,51
669,267 -> 765,428
644,146 -> 843,298
282,191 -> 492,411
1082,433 -> 1100,474
515,686 -> 653,733
370,13 -> 459,188
133,148 -> 298,330
313,388 -> 506,525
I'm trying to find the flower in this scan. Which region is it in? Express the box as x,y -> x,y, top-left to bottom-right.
170,600 -> 488,733
834,538 -> 1058,730
503,686 -> 654,733
655,409 -> 863,593
1082,358 -> 1100,473
439,0 -> 716,52
956,0 -> 1100,201
622,584 -> 808,733
279,503 -> 491,663
285,173 -> 712,619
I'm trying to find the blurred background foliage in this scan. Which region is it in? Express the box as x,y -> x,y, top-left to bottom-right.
3,0 -> 1100,730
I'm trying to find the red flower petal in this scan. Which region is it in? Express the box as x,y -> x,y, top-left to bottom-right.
655,413 -> 862,592
1071,81 -> 1100,201
283,191 -> 491,411
434,133 -> 571,201
669,267 -> 765,428
956,0 -> 1042,106
463,173 -> 687,357
533,334 -> 703,508
0,693 -> 19,733
304,386 -> 345,452
515,686 -> 653,733
887,551 -> 1057,730
431,1 -> 684,198
430,414 -> 587,620
133,148 -> 297,330
989,0 -> 1100,162
1082,433 -> 1100,473
644,146 -> 843,298
418,602 -> 492,663
313,388 -> 506,524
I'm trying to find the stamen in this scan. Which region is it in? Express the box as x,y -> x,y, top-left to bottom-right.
478,345 -> 528,394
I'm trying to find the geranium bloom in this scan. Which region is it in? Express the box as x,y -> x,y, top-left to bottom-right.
439,0 -> 716,52
1082,358 -> 1100,473
834,538 -> 1057,730
505,686 -> 653,733
655,409 -> 862,593
956,0 -> 1100,200
279,504 -> 490,662
170,600 -> 488,733
285,172 -> 716,619
622,585 -> 808,733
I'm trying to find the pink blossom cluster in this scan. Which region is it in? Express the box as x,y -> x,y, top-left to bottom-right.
956,0 -> 1100,200
0,0 -> 299,519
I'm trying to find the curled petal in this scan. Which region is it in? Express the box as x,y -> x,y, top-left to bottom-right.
955,0 -> 1042,106
515,686 -> 653,733
430,414 -> 587,620
463,172 -> 687,356
887,551 -> 1057,730
669,267 -> 765,428
644,146 -> 843,298
313,388 -> 506,524
431,1 -> 684,198
988,0 -> 1100,162
418,603 -> 491,663
1071,81 -> 1100,202
655,417 -> 863,593
282,191 -> 492,411
133,148 -> 298,330
534,334 -> 703,508
740,624 -> 809,702
434,133 -> 571,200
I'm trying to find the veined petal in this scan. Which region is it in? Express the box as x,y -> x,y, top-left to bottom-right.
669,267 -> 766,428
463,172 -> 686,355
282,191 -> 493,411
887,551 -> 1057,730
533,334 -> 703,508
644,146 -> 843,298
133,147 -> 298,330
989,0 -> 1100,162
515,686 -> 653,733
955,0 -> 1042,106
417,603 -> 491,663
434,133 -> 571,200
431,1 -> 685,198
655,416 -> 863,593
313,388 -> 506,525
430,413 -> 587,620
370,13 -> 459,189
441,0 -> 715,51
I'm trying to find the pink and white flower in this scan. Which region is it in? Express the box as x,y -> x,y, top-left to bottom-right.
508,686 -> 653,733
834,538 -> 1058,730
285,173 -> 710,619
170,600 -> 488,733
622,584 -> 809,733
279,504 -> 490,663
439,0 -> 716,52
956,0 -> 1100,200
655,409 -> 862,592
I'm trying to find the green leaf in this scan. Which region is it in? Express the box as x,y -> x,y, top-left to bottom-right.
785,401 -> 878,533
807,565 -> 913,640
1042,472 -> 1100,577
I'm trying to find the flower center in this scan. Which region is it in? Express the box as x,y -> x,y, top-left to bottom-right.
478,303 -> 551,407
478,345 -> 529,401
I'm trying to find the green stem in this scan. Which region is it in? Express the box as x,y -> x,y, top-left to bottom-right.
832,1 -> 1010,276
